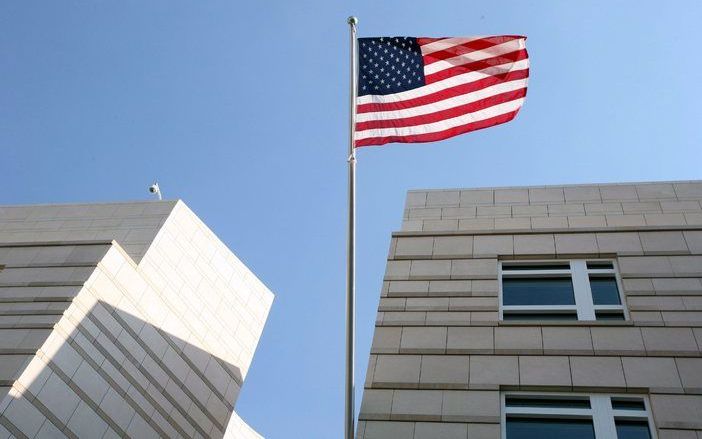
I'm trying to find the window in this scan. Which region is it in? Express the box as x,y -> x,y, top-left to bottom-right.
499,260 -> 626,321
502,393 -> 656,439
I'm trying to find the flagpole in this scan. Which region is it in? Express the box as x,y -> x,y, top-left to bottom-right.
345,15 -> 358,439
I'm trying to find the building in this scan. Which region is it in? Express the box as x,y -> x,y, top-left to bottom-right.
0,200 -> 273,438
358,180 -> 702,439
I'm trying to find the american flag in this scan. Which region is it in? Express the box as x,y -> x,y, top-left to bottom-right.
355,35 -> 529,147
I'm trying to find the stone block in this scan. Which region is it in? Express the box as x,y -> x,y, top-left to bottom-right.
495,189 -> 528,204
618,256 -> 673,276
622,201 -> 662,213
442,390 -> 500,422
549,204 -> 585,216
373,355 -> 421,388
570,356 -> 626,390
568,216 -> 606,228
406,208 -> 434,222
542,327 -> 593,354
433,236 -> 473,258
512,205 -> 547,217
599,185 -> 638,201
591,327 -> 645,355
564,186 -> 601,203
394,237 -> 434,259
423,220 -> 458,232
636,183 -> 676,199
427,191 -> 460,207
451,259 -> 497,279
641,328 -> 699,356
406,298 -> 449,311
674,182 -> 702,198
585,203 -> 623,215
441,207 -> 477,219
495,327 -> 542,354
476,206 -> 511,217
621,357 -> 682,392
473,236 -> 513,257
596,232 -> 643,255
419,355 -> 469,389
513,234 -> 555,256
519,356 -> 572,388
382,312 -> 426,325
379,298 -> 406,312
685,212 -> 702,225
670,256 -> 702,276
683,231 -> 702,253
460,190 -> 494,206
410,260 -> 451,280
469,356 -> 518,388
606,214 -> 646,227
384,261 -> 411,280
363,421 -> 414,439
391,390 -> 443,421
446,327 -> 493,354
429,280 -> 471,296
414,422 -> 467,439
371,327 -> 402,353
472,280 -> 499,296
400,220 -> 423,232
650,394 -> 702,430
676,358 -> 702,393
494,218 -> 531,230
529,188 -> 565,204
640,232 -> 689,255
406,192 -> 427,208
466,423 -> 500,439
531,217 -> 569,229
448,297 -> 497,311
458,218 -> 494,231
645,213 -> 687,226
388,281 -> 429,296
400,327 -> 447,354
425,312 -> 471,326
359,389 -> 393,420
661,201 -> 701,212
554,233 -> 598,255
658,430 -> 697,439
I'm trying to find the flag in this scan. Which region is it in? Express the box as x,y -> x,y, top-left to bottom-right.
355,36 -> 528,147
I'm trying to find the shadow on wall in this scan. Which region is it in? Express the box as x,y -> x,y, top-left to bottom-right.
0,300 -> 247,439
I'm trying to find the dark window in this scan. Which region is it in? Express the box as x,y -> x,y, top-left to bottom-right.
595,311 -> 625,321
587,262 -> 614,269
506,418 -> 595,439
615,420 -> 651,439
502,263 -> 570,271
506,396 -> 590,409
590,277 -> 621,305
611,399 -> 646,411
503,278 -> 575,306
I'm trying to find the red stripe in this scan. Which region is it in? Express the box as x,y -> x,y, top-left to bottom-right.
425,49 -> 528,84
416,37 -> 447,46
356,88 -> 526,131
422,36 -> 522,65
357,68 -> 529,114
355,110 -> 520,147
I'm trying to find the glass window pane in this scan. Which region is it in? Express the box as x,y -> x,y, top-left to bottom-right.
615,420 -> 651,439
590,277 -> 621,305
503,278 -> 575,306
503,312 -> 578,321
506,418 -> 595,439
587,262 -> 614,269
505,396 -> 590,409
611,399 -> 646,411
502,263 -> 570,271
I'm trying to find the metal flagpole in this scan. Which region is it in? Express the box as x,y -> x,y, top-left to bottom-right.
345,15 -> 358,439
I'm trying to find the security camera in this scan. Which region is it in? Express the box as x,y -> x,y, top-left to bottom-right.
148,182 -> 162,200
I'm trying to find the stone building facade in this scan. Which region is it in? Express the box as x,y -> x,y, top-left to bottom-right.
0,200 -> 273,438
358,180 -> 702,439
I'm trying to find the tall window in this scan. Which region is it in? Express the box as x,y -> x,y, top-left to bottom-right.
503,393 -> 656,439
499,260 -> 626,321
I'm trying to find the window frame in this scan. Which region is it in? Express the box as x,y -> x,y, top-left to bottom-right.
501,392 -> 657,439
498,259 -> 628,322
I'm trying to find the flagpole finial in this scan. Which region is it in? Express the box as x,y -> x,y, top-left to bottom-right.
347,16 -> 358,26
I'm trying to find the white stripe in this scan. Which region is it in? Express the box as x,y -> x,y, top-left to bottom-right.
356,78 -> 528,122
357,59 -> 529,106
355,98 -> 525,141
423,39 -> 525,76
419,37 -> 486,56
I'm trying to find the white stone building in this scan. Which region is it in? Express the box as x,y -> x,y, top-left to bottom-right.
0,200 -> 273,438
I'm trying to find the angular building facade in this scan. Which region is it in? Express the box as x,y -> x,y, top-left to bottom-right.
358,180 -> 702,439
0,200 -> 273,438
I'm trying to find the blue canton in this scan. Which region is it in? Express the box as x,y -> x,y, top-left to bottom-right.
358,37 -> 425,97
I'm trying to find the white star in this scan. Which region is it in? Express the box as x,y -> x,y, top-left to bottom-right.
380,79 -> 384,84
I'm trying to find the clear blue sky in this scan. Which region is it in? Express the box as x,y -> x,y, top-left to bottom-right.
2,1 -> 701,437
